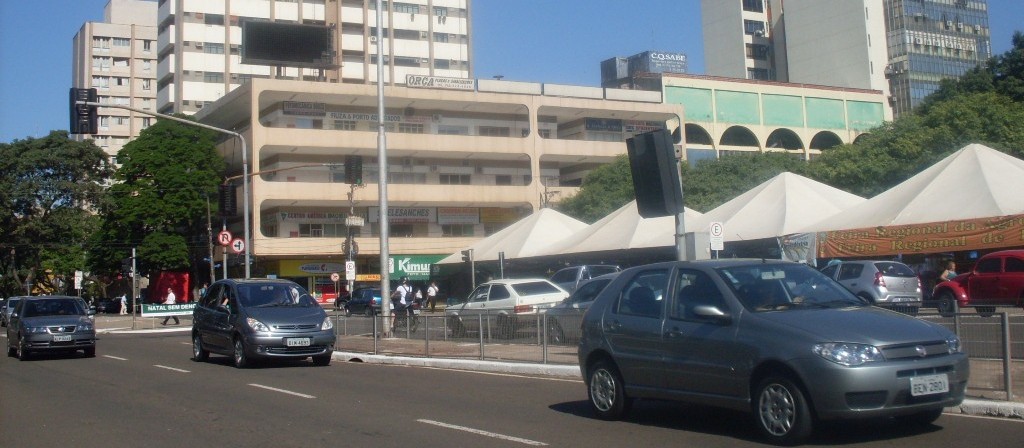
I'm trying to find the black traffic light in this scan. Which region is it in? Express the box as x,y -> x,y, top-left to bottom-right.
69,88 -> 98,135
121,257 -> 133,278
219,184 -> 237,216
344,155 -> 363,185
461,249 -> 473,263
626,129 -> 685,218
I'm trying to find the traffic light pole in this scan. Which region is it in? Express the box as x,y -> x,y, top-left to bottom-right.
74,101 -> 252,278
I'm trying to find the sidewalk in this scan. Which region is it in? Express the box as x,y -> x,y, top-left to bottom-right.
93,314 -> 1024,420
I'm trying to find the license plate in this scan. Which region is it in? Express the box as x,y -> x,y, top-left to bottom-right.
53,335 -> 72,342
892,296 -> 916,303
285,338 -> 310,347
910,374 -> 949,396
413,309 -> 421,315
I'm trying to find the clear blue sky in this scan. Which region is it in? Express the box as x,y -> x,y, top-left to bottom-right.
1,0 -> 1021,143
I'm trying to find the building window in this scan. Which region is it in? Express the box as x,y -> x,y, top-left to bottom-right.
142,40 -> 152,52
204,43 -> 224,54
744,20 -> 766,36
333,120 -> 357,130
495,175 -> 512,186
204,72 -> 224,83
433,32 -> 449,43
299,224 -> 324,237
747,68 -> 771,80
746,43 -> 769,60
433,59 -> 450,69
742,0 -> 764,13
479,126 -> 510,137
142,60 -> 152,71
112,37 -> 130,47
394,3 -> 420,14
440,174 -> 471,185
114,77 -> 130,87
142,79 -> 151,90
142,117 -> 152,129
441,224 -> 474,237
398,123 -> 424,133
204,14 -> 224,26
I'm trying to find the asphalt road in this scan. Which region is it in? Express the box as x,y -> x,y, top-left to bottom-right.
2,331 -> 1023,447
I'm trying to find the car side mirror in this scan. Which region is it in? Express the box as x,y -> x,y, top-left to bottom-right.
88,309 -> 96,316
693,305 -> 732,324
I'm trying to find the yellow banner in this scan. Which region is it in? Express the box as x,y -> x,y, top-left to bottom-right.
817,214 -> 1024,258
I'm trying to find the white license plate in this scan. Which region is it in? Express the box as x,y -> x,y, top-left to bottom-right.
285,338 -> 311,347
910,374 -> 949,396
53,335 -> 72,342
413,309 -> 421,315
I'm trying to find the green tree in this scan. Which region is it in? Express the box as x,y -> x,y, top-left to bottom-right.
89,117 -> 224,277
0,131 -> 112,296
555,155 -> 636,223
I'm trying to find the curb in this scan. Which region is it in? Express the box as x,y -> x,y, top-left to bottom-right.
951,399 -> 1024,419
333,350 -> 581,378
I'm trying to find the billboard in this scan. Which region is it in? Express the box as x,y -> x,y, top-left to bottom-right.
241,20 -> 335,68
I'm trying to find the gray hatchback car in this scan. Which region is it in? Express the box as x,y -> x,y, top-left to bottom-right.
6,295 -> 96,360
578,259 -> 967,445
191,279 -> 336,368
820,260 -> 922,314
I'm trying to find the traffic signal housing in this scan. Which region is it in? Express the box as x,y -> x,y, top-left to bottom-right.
344,155 -> 363,185
219,184 -> 237,216
69,88 -> 98,135
626,129 -> 685,218
461,249 -> 473,263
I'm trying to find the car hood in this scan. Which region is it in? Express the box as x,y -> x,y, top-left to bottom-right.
244,306 -> 327,326
758,306 -> 950,345
22,315 -> 93,328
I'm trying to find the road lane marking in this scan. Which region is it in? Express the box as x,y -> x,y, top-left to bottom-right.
417,419 -> 547,446
249,383 -> 316,399
154,365 -> 191,373
104,355 -> 128,361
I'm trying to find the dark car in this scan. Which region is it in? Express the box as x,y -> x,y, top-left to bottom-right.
549,265 -> 621,292
933,249 -> 1024,316
2,296 -> 26,327
578,259 -> 967,445
95,298 -> 122,314
544,272 -> 618,344
6,295 -> 97,360
191,279 -> 336,368
344,287 -> 382,316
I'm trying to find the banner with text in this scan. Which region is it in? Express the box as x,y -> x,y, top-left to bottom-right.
141,303 -> 196,317
816,214 -> 1024,258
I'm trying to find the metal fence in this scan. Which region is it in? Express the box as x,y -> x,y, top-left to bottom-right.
332,308 -> 1023,402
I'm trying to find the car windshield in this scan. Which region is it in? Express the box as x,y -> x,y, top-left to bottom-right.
718,263 -> 867,312
21,298 -> 85,318
511,281 -> 562,296
238,284 -> 317,307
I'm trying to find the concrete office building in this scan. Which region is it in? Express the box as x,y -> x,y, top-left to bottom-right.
883,0 -> 992,117
156,0 -> 472,115
194,77 -> 680,291
72,0 -> 159,158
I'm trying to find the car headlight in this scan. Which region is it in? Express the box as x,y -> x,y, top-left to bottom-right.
321,316 -> 334,331
79,322 -> 94,331
26,326 -> 49,334
246,317 -> 270,332
813,343 -> 884,366
946,334 -> 962,354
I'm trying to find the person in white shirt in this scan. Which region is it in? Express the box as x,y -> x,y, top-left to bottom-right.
390,277 -> 414,331
161,287 -> 179,325
119,294 -> 128,315
426,281 -> 439,312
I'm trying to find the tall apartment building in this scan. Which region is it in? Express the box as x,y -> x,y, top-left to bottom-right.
701,0 -> 990,118
72,0 -> 159,158
156,0 -> 472,115
883,0 -> 992,117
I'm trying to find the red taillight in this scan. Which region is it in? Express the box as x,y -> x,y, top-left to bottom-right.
513,304 -> 534,314
874,271 -> 886,287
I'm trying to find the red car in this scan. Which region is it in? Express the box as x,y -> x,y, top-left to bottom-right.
932,249 -> 1024,316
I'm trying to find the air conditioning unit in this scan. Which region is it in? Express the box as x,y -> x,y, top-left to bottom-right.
913,37 -> 922,44
195,42 -> 203,48
369,35 -> 377,43
438,15 -> 447,24
957,22 -> 964,29
432,114 -> 442,122
945,20 -> 953,27
956,43 -> 964,50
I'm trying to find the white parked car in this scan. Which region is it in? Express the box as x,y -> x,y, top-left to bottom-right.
446,278 -> 568,339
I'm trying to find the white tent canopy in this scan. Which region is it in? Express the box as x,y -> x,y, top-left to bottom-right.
800,144 -> 1024,233
689,172 -> 866,241
542,200 -> 703,255
436,208 -> 588,264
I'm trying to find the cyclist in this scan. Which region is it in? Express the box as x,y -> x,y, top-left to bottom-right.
390,277 -> 414,331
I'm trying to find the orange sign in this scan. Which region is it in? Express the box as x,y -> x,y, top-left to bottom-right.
817,214 -> 1024,258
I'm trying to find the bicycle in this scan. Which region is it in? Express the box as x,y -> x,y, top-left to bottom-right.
391,303 -> 420,333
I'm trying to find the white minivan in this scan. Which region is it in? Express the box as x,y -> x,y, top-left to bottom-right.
446,278 -> 568,338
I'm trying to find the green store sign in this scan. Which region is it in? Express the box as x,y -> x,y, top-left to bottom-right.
389,255 -> 445,280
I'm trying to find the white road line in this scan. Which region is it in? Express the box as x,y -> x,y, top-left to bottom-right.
248,383 -> 316,399
417,419 -> 548,446
154,365 -> 191,373
103,355 -> 128,361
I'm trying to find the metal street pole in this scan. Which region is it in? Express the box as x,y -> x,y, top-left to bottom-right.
375,0 -> 392,330
77,102 -> 251,278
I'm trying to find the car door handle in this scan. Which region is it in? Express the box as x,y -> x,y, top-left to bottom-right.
605,320 -> 621,332
665,327 -> 683,338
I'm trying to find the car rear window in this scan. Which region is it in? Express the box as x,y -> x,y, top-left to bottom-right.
589,266 -> 620,277
874,262 -> 916,277
511,281 -> 561,297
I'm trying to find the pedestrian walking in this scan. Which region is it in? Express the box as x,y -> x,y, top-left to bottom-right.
119,293 -> 128,315
426,280 -> 439,312
161,287 -> 180,325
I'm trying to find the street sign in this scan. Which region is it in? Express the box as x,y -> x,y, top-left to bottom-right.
229,238 -> 246,254
330,272 -> 340,282
346,261 -> 356,278
709,221 -> 725,251
217,230 -> 233,246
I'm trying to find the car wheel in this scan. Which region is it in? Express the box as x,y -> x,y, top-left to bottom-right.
754,375 -> 813,445
7,342 -> 16,357
192,333 -> 209,362
233,337 -> 250,369
365,307 -> 374,317
449,316 -> 466,337
976,306 -> 996,317
16,335 -> 31,361
84,346 -> 96,357
312,353 -> 332,366
547,320 -> 566,345
936,291 -> 957,317
344,306 -> 353,317
587,359 -> 631,420
895,407 -> 943,426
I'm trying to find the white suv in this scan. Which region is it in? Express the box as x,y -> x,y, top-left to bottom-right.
446,278 -> 568,338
